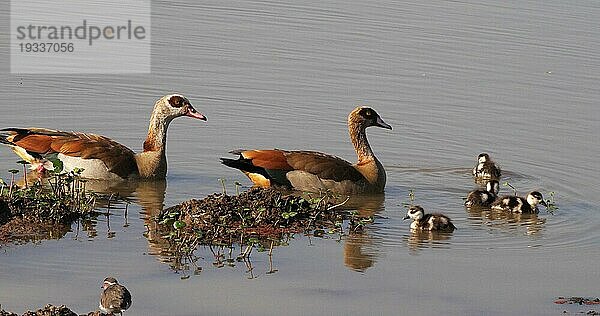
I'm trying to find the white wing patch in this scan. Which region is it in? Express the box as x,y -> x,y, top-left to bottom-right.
58,154 -> 124,181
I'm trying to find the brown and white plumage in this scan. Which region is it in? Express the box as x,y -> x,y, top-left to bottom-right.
491,191 -> 547,213
403,205 -> 456,231
465,179 -> 500,208
0,94 -> 206,180
472,153 -> 501,179
220,106 -> 392,194
99,277 -> 132,316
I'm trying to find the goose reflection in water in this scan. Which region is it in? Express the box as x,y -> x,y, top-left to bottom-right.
405,228 -> 454,254
466,205 -> 546,236
77,179 -> 167,242
74,179 -> 175,266
341,194 -> 385,272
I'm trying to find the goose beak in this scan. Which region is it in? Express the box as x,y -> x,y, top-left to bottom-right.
186,106 -> 207,121
375,116 -> 392,130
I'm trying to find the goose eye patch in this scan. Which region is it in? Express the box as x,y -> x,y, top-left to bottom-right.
169,95 -> 186,108
360,108 -> 373,118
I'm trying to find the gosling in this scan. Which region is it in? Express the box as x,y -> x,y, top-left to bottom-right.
465,179 -> 500,208
472,153 -> 501,179
491,191 -> 547,213
403,205 -> 456,231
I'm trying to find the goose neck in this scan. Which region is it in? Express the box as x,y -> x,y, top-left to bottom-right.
349,123 -> 374,163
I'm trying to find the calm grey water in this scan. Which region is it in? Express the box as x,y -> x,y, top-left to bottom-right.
1,1 -> 599,315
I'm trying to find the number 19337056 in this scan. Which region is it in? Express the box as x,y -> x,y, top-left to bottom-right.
19,42 -> 74,53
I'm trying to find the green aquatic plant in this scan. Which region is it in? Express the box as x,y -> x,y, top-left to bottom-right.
234,181 -> 242,195
218,178 -> 227,195
348,210 -> 374,232
503,181 -> 518,195
7,169 -> 19,198
0,178 -> 6,196
46,153 -> 64,173
544,191 -> 559,214
1,164 -> 97,226
402,189 -> 416,208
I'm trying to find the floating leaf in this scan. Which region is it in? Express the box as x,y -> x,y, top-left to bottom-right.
173,220 -> 186,230
50,159 -> 64,173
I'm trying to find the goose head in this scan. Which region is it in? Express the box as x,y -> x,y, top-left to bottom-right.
153,94 -> 207,124
349,106 -> 392,130
527,191 -> 547,208
403,205 -> 425,221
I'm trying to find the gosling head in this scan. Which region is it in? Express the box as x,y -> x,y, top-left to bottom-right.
477,153 -> 490,164
403,205 -> 425,221
527,191 -> 547,208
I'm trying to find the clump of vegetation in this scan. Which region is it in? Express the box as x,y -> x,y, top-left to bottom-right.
0,303 -> 108,316
554,297 -> 600,305
544,191 -> 559,214
153,187 -> 365,270
0,304 -> 81,316
156,187 -> 347,244
0,162 -> 100,245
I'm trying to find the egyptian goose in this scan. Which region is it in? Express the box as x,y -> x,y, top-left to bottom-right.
99,277 -> 132,316
0,94 -> 206,180
403,205 -> 456,231
491,191 -> 547,213
465,179 -> 500,208
472,153 -> 501,179
220,106 -> 392,194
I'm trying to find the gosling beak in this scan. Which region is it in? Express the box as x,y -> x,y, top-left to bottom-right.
403,215 -> 410,220
540,200 -> 548,207
186,106 -> 207,121
375,116 -> 392,130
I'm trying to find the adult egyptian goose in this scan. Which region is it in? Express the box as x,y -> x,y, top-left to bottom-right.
0,94 -> 206,180
99,277 -> 132,316
491,191 -> 547,213
403,205 -> 456,231
221,106 -> 392,194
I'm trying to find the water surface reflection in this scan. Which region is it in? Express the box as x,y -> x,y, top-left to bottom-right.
405,229 -> 454,254
342,194 -> 385,272
466,206 -> 546,237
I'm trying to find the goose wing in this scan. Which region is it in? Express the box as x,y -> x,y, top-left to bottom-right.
221,149 -> 364,187
1,128 -> 137,178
